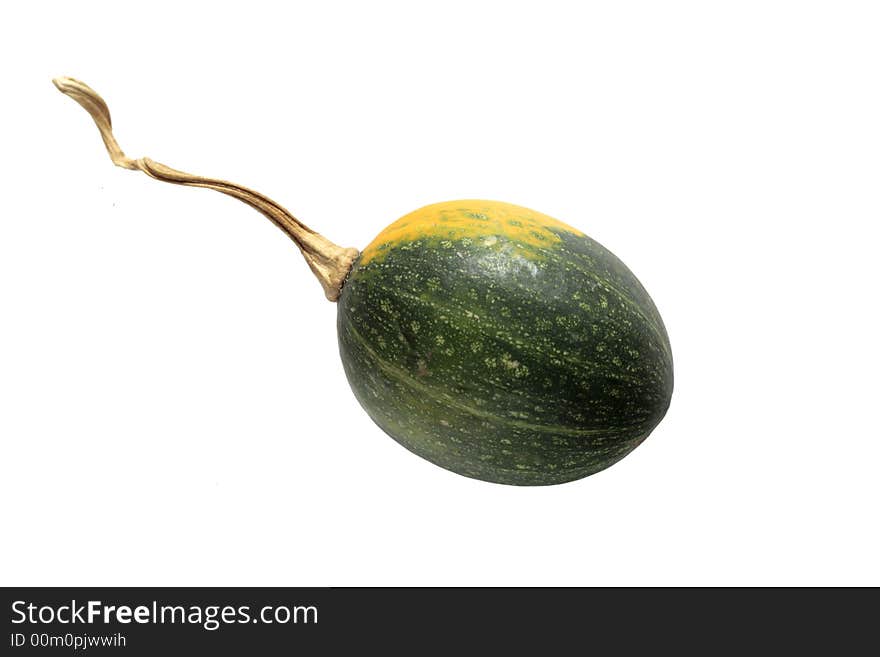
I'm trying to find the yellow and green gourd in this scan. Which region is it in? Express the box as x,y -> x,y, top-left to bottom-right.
56,78 -> 673,486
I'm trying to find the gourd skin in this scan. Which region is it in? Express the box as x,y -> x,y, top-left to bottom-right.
337,200 -> 673,485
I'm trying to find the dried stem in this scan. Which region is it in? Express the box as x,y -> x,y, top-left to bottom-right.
52,77 -> 359,301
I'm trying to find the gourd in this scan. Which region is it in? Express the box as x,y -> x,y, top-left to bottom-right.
55,78 -> 673,486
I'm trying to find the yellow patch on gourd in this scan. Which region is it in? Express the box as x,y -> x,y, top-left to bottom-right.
359,200 -> 585,265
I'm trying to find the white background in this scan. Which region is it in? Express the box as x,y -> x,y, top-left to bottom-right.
1,1 -> 878,586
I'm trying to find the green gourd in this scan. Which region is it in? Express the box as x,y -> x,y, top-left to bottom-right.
55,77 -> 673,486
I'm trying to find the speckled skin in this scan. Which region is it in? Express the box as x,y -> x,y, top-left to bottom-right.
337,201 -> 673,485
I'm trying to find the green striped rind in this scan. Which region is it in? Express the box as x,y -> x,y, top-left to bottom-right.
337,204 -> 673,485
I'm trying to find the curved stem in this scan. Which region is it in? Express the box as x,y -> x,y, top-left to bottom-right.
52,77 -> 359,302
